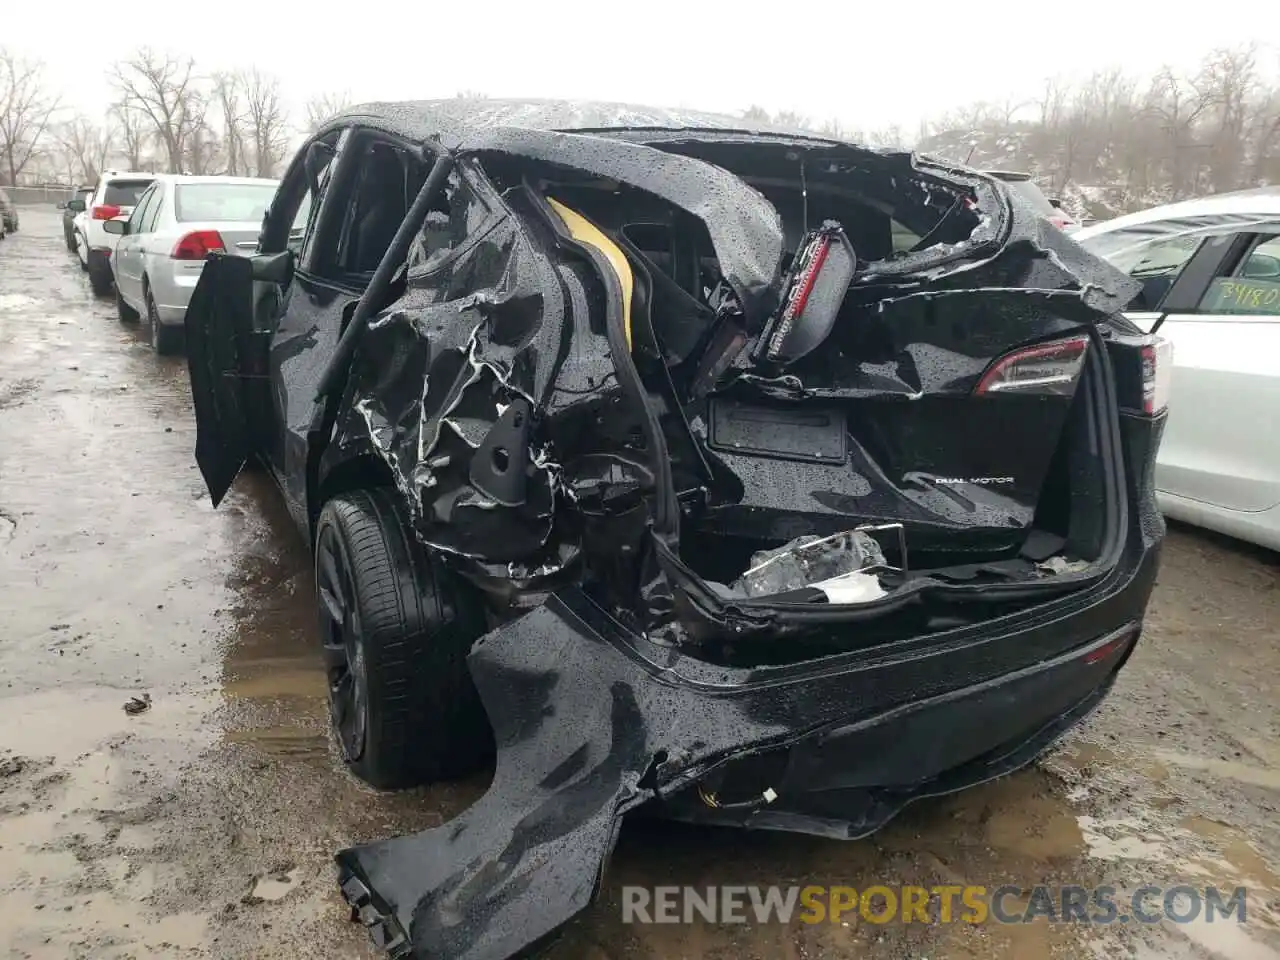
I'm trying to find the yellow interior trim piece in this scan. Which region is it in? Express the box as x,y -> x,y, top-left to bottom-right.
545,197 -> 633,350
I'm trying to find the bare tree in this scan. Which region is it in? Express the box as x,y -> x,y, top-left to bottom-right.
1197,46 -> 1258,191
242,69 -> 288,177
773,110 -> 812,131
111,50 -> 206,173
111,103 -> 149,170
213,71 -> 247,175
0,48 -> 61,185
917,46 -> 1280,218
305,91 -> 351,134
56,114 -> 116,182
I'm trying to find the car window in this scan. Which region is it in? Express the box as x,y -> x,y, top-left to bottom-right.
104,179 -> 154,207
890,218 -> 920,254
1195,235 -> 1280,317
175,182 -> 277,223
297,145 -> 338,265
142,185 -> 165,232
127,187 -> 155,232
331,141 -> 423,278
1080,229 -> 1205,311
407,167 -> 497,276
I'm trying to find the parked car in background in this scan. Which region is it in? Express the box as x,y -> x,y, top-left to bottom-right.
59,186 -> 95,251
180,99 -> 1168,960
986,170 -> 1080,233
73,171 -> 156,295
0,186 -> 16,237
1075,186 -> 1280,550
103,174 -> 278,354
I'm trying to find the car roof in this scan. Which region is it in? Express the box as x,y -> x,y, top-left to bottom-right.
152,174 -> 280,186
98,170 -> 157,181
326,97 -> 841,149
1076,186 -> 1280,241
984,170 -> 1035,182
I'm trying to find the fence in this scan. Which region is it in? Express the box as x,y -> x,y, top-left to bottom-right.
4,185 -> 78,206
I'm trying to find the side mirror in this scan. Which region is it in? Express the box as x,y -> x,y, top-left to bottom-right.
67,198 -> 86,213
102,217 -> 129,236
252,249 -> 295,285
1243,253 -> 1280,281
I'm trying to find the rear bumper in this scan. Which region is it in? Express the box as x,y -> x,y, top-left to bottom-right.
336,399 -> 1167,960
151,262 -> 201,326
337,531 -> 1159,960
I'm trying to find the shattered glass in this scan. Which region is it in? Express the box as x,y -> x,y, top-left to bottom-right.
734,529 -> 887,598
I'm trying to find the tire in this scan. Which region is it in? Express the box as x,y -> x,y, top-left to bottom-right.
314,488 -> 490,789
116,286 -> 140,324
64,228 -> 76,252
89,261 -> 113,297
75,233 -> 89,272
147,290 -> 182,355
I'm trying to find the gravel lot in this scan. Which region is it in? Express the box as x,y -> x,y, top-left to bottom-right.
1,207 -> 1277,959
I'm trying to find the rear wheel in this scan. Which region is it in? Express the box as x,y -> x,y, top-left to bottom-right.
147,290 -> 182,355
74,233 -> 88,271
116,286 -> 139,324
88,258 -> 112,297
314,488 -> 490,789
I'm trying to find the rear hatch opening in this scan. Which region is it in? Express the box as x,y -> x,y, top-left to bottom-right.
413,143 -> 1136,666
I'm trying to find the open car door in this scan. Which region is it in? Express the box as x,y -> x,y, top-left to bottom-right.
184,253 -> 256,507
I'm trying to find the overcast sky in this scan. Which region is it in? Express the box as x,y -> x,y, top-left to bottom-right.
5,0 -> 1277,134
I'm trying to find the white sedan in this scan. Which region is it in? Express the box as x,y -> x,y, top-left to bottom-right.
1075,187 -> 1280,551
103,174 -> 280,354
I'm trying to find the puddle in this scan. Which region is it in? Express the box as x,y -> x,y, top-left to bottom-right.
1078,814 -> 1173,861
0,294 -> 39,311
1154,750 -> 1280,792
1168,890 -> 1280,960
249,867 -> 302,902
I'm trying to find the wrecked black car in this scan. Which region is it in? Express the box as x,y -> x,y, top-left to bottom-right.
183,99 -> 1170,960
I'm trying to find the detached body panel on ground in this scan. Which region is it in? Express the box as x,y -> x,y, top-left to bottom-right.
180,99 -> 1169,960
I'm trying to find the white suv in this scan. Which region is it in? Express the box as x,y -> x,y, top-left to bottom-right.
73,171 -> 156,295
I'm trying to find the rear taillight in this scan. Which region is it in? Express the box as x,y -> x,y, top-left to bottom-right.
1049,216 -> 1072,230
92,204 -> 121,220
1140,336 -> 1173,415
975,334 -> 1090,396
171,230 -> 225,260
754,222 -> 858,366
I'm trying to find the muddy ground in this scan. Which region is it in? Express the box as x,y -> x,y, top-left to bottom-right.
0,208 -> 1277,960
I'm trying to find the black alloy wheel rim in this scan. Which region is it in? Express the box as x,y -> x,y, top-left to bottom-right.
316,525 -> 368,762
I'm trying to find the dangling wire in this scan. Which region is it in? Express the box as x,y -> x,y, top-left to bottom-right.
800,156 -> 809,235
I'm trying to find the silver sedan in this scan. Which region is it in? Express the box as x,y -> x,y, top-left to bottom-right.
104,175 -> 279,354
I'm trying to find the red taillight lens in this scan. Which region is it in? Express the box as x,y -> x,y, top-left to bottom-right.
1140,336 -> 1173,415
171,230 -> 226,261
975,334 -> 1090,396
1049,216 -> 1071,229
92,204 -> 121,221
